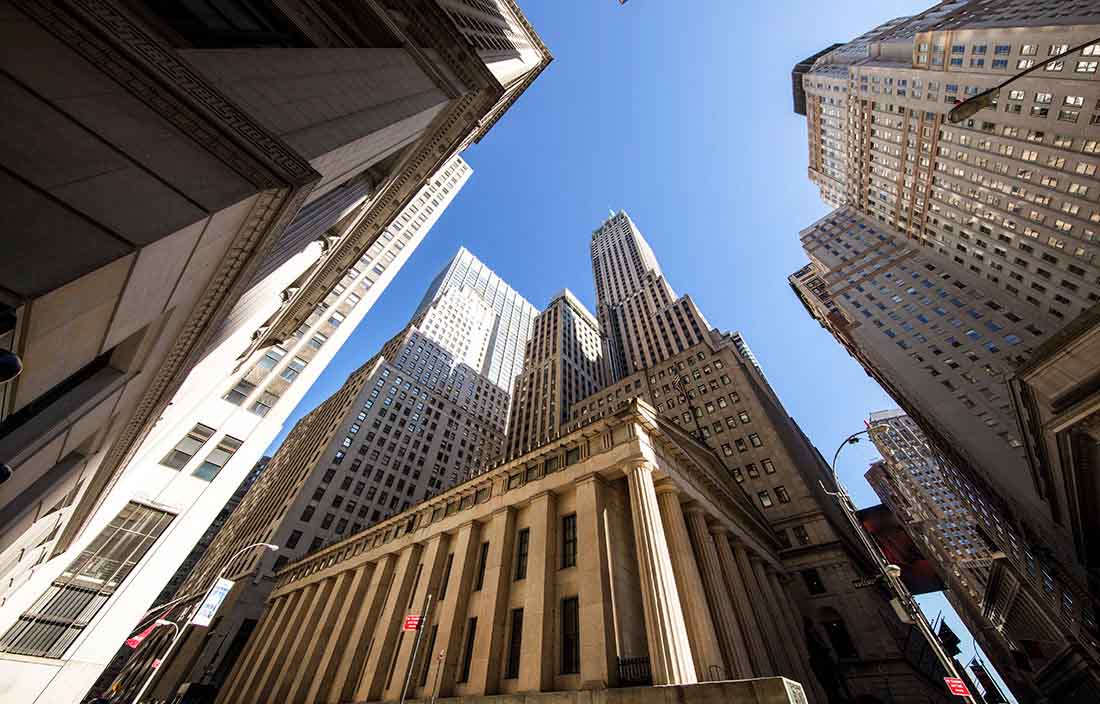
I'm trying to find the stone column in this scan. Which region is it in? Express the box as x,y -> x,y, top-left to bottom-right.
624,463 -> 696,685
286,572 -> 349,701
328,556 -> 395,703
766,567 -> 826,704
575,474 -> 617,688
713,527 -> 774,675
219,592 -> 292,703
467,507 -> 516,694
519,491 -> 556,691
750,556 -> 800,679
252,585 -> 314,697
356,543 -> 424,702
654,483 -> 726,681
306,561 -> 374,702
683,506 -> 753,679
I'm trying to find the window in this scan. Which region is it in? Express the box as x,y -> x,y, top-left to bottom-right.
748,433 -> 763,448
561,514 -> 577,568
439,553 -> 454,601
758,490 -> 773,508
257,345 -> 286,370
160,424 -> 215,469
1076,60 -> 1098,73
193,435 -> 243,481
515,528 -> 530,580
286,530 -> 302,548
459,617 -> 478,682
738,410 -> 751,424
761,458 -> 776,474
250,390 -> 279,417
801,568 -> 826,595
280,356 -> 307,381
308,332 -> 328,349
792,525 -> 811,545
505,608 -> 523,679
419,625 -> 438,686
474,542 -> 490,591
560,597 -> 580,674
776,486 -> 791,504
0,502 -> 172,657
823,615 -> 858,659
223,379 -> 256,405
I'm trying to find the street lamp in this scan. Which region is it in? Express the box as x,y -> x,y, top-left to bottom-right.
949,36 -> 1100,123
132,542 -> 278,703
825,425 -> 975,703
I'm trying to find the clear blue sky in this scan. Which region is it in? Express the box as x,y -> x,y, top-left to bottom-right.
268,1 -> 1014,700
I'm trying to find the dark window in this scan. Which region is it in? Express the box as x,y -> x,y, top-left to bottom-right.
286,530 -> 302,549
142,0 -> 313,48
160,424 -> 216,469
515,528 -> 530,581
474,542 -> 490,591
561,597 -> 580,674
801,568 -> 826,595
823,617 -> 858,658
459,617 -> 478,682
561,514 -> 577,568
505,608 -> 523,679
193,435 -> 243,481
419,625 -> 438,686
0,503 -> 172,657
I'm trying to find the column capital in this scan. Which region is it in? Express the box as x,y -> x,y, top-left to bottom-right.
653,480 -> 680,497
575,472 -> 607,487
681,502 -> 707,516
707,522 -> 732,537
621,459 -> 654,475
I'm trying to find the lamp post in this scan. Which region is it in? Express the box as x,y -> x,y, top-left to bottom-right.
132,542 -> 278,703
825,425 -> 975,702
948,36 -> 1100,123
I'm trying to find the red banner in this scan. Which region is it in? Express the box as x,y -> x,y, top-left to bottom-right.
125,623 -> 157,649
403,615 -> 422,631
945,677 -> 971,697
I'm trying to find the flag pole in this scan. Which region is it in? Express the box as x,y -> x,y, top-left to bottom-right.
399,592 -> 433,704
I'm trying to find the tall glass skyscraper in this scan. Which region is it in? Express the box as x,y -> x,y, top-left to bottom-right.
411,247 -> 538,393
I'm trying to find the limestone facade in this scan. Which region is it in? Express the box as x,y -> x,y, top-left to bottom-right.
216,401 -> 814,704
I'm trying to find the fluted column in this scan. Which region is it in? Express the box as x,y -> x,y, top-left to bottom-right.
654,483 -> 726,681
624,462 -> 697,685
766,567 -> 827,704
713,527 -> 774,675
750,556 -> 800,679
682,506 -> 753,679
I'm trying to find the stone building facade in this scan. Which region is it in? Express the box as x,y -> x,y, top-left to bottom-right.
215,400 -> 817,704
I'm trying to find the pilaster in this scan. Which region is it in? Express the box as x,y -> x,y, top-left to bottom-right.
575,473 -> 618,688
519,490 -> 556,691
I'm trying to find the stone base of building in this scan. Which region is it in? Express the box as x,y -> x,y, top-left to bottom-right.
385,679 -> 807,704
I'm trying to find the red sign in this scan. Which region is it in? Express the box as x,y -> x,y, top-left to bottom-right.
151,658 -> 162,670
403,614 -> 422,631
945,677 -> 971,697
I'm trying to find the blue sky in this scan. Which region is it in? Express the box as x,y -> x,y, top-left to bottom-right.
267,1 -> 1013,700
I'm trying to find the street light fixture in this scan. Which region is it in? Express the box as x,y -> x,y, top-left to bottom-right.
133,542 -> 278,703
949,36 -> 1100,123
826,424 -> 975,702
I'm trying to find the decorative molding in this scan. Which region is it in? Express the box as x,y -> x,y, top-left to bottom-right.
14,0 -> 318,190
55,183 -> 312,557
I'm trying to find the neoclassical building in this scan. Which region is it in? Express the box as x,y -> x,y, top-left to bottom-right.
216,400 -> 814,704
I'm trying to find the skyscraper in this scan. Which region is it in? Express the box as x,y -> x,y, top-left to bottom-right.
591,212 -> 711,381
789,4 -> 1100,695
410,247 -> 540,394
563,211 -> 957,702
863,410 -> 1070,702
0,2 -> 550,700
506,289 -> 607,456
107,249 -> 532,702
